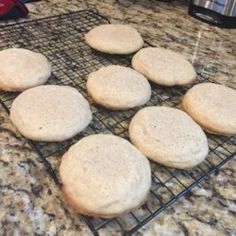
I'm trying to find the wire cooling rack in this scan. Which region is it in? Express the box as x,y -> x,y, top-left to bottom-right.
0,10 -> 235,236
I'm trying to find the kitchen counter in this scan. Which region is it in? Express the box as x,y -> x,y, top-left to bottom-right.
0,0 -> 235,235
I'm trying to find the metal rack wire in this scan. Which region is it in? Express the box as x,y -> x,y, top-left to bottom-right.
0,10 -> 235,236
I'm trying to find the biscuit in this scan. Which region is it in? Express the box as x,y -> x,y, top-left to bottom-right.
182,83 -> 236,136
87,65 -> 151,110
132,47 -> 196,86
129,106 -> 208,169
59,134 -> 151,218
10,85 -> 92,142
0,48 -> 51,91
85,24 -> 144,54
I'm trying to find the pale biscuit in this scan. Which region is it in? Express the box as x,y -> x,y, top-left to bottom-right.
59,134 -> 151,218
10,85 -> 92,142
129,106 -> 208,169
87,65 -> 151,110
85,24 -> 144,54
132,47 -> 197,86
182,83 -> 236,136
0,48 -> 51,91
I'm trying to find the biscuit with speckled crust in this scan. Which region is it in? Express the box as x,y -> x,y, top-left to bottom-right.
182,83 -> 236,136
10,85 -> 92,142
59,134 -> 151,218
0,48 -> 51,91
87,65 -> 151,110
129,106 -> 208,169
85,24 -> 144,54
132,47 -> 196,86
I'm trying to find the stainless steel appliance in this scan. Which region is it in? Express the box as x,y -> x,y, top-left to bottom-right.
189,0 -> 236,28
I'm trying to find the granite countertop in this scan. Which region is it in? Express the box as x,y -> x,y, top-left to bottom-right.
0,0 -> 236,235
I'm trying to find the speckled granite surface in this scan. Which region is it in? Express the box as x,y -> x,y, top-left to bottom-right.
0,0 -> 236,236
